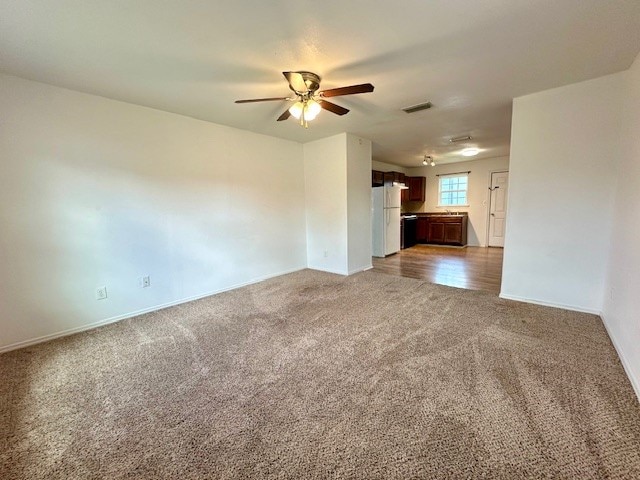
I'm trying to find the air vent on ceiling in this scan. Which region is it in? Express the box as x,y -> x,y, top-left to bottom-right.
450,135 -> 472,143
402,101 -> 433,114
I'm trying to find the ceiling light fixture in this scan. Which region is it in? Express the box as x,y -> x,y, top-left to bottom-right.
423,155 -> 435,167
304,99 -> 322,120
450,135 -> 472,143
289,98 -> 322,126
461,147 -> 480,157
236,71 -> 374,128
289,101 -> 304,119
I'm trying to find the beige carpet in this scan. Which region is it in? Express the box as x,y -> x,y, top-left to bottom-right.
1,269 -> 639,479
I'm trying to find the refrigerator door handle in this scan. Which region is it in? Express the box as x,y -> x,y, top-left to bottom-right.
386,209 -> 389,226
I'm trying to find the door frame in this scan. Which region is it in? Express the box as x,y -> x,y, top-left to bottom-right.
486,170 -> 509,247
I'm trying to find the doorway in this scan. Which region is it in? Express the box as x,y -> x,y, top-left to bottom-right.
488,171 -> 509,247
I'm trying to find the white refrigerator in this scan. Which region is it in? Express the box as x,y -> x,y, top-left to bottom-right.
372,186 -> 401,257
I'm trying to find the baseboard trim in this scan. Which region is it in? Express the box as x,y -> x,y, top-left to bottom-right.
348,264 -> 373,275
498,293 -> 601,315
307,267 -> 348,276
600,314 -> 640,402
0,266 -> 306,354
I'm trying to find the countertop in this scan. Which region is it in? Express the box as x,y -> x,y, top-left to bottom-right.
405,212 -> 469,216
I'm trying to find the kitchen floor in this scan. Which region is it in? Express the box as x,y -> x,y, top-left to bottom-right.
372,245 -> 503,294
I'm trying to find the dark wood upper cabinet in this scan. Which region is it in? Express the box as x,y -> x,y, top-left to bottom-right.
406,176 -> 426,202
383,171 -> 405,186
372,171 -> 425,203
372,170 -> 384,187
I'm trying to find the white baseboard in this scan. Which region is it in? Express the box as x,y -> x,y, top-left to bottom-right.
600,314 -> 640,402
307,266 -> 348,276
498,293 -> 602,315
0,266 -> 306,354
348,264 -> 373,275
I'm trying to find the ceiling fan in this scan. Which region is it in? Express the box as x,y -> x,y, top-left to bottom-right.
235,71 -> 374,128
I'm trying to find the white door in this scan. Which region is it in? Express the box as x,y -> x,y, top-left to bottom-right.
488,171 -> 509,247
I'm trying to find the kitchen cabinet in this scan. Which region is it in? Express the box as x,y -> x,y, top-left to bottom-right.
383,171 -> 405,186
372,170 -> 384,187
428,221 -> 445,243
404,176 -> 426,202
416,217 -> 429,242
416,214 -> 468,246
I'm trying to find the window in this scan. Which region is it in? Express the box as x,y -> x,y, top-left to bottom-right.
438,173 -> 469,206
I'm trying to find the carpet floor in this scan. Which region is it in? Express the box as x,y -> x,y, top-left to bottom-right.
1,269 -> 639,479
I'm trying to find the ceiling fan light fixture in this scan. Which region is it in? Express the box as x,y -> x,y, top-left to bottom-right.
288,101 -> 304,119
305,99 -> 322,120
236,71 -> 373,127
289,99 -> 321,122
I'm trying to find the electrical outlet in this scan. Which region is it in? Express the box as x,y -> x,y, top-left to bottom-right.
96,286 -> 108,300
139,276 -> 151,288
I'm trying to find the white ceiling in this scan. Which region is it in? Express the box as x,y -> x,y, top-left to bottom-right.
1,1 -> 639,167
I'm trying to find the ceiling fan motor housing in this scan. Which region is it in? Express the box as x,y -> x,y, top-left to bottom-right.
289,71 -> 321,94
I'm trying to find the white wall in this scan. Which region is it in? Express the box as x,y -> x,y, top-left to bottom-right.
372,160 -> 406,174
347,134 -> 373,274
0,74 -> 307,351
304,133 -> 373,275
304,134 -> 349,274
602,52 -> 640,397
404,156 -> 510,246
501,72 -> 624,313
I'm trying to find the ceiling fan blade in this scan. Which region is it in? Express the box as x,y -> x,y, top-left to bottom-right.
319,83 -> 374,98
235,97 -> 289,103
277,108 -> 291,121
320,100 -> 349,116
283,71 -> 308,93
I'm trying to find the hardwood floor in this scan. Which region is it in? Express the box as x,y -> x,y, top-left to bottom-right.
372,245 -> 504,294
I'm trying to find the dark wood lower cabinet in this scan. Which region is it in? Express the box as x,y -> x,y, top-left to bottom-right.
444,223 -> 462,244
416,217 -> 429,243
428,222 -> 445,243
414,214 -> 468,246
